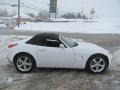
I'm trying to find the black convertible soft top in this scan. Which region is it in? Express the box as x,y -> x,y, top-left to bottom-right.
26,33 -> 60,45
35,33 -> 60,40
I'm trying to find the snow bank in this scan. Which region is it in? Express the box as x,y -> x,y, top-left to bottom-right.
53,18 -> 80,22
0,24 -> 6,28
15,19 -> 120,34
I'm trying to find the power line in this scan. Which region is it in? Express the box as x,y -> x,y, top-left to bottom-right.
21,3 -> 48,10
0,0 -> 17,5
0,0 -> 17,2
21,5 -> 42,11
31,0 -> 49,6
0,1 -> 43,11
0,2 -> 14,6
0,0 -> 47,9
21,0 -> 48,11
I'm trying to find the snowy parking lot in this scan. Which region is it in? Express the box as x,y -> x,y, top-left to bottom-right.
1,35 -> 120,90
15,19 -> 120,34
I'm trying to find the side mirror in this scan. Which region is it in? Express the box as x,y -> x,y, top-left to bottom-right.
60,44 -> 65,49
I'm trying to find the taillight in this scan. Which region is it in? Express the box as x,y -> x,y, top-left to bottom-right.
8,44 -> 18,48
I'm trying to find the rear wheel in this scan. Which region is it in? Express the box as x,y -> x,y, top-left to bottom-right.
86,54 -> 108,74
14,54 -> 35,73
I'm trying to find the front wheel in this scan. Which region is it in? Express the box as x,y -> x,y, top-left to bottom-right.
14,54 -> 35,73
86,54 -> 108,74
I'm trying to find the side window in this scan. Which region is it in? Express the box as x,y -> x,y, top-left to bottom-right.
26,36 -> 43,46
43,39 -> 61,47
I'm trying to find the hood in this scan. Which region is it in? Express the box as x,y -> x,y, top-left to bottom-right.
73,42 -> 110,55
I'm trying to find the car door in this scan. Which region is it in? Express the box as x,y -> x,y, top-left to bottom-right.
36,38 -> 75,68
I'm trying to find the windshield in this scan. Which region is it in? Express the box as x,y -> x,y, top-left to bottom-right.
61,36 -> 78,47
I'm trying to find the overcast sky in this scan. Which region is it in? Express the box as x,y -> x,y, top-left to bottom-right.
58,0 -> 120,18
0,0 -> 120,18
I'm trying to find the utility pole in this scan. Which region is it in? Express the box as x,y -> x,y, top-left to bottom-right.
48,4 -> 50,21
55,8 -> 58,19
90,8 -> 95,20
18,0 -> 20,27
81,7 -> 84,18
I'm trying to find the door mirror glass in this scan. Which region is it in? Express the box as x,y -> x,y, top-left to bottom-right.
60,44 -> 65,49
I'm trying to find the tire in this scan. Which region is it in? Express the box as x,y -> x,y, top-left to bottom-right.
86,54 -> 108,74
14,53 -> 36,73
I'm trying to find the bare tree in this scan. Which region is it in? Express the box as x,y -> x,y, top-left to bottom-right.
38,10 -> 49,18
0,8 -> 9,17
61,12 -> 76,19
28,13 -> 35,18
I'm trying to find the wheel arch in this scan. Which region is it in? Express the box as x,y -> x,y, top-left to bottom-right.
85,53 -> 109,69
13,52 -> 37,68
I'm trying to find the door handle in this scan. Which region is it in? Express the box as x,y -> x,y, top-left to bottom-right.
39,49 -> 46,51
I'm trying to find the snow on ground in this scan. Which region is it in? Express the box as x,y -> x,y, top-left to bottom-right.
110,49 -> 120,71
53,18 -> 79,22
0,35 -> 30,48
15,19 -> 120,34
0,24 -> 6,28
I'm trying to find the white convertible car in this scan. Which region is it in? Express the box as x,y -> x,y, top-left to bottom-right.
7,33 -> 112,74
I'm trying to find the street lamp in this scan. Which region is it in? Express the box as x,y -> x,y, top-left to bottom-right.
47,4 -> 50,21
12,0 -> 20,27
18,0 -> 20,27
